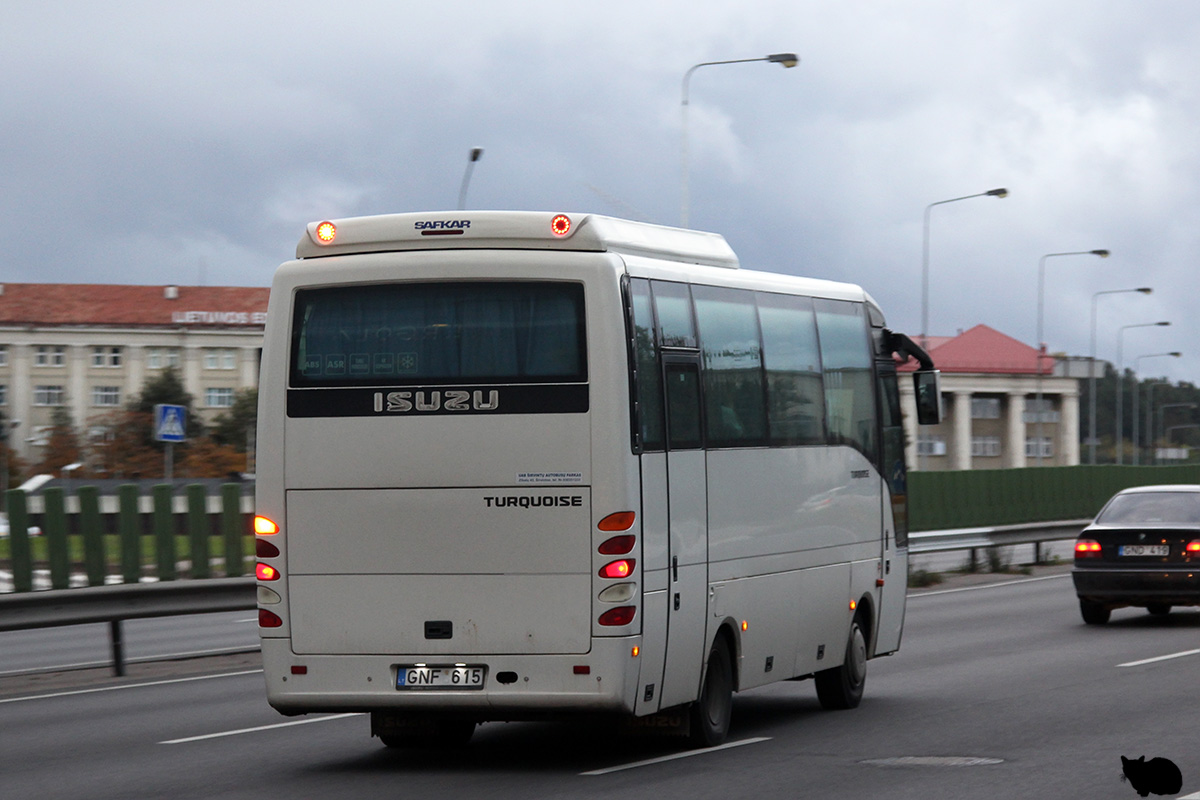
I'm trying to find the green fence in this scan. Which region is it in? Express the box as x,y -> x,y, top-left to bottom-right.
909,464 -> 1200,531
2,484 -> 251,593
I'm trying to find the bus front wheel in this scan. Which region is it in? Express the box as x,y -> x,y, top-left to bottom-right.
815,617 -> 866,710
689,635 -> 733,747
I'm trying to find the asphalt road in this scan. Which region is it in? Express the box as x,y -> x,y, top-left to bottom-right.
3,569 -> 1199,800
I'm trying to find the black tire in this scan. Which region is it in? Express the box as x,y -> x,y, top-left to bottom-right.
1079,599 -> 1111,625
1147,603 -> 1172,617
689,635 -> 734,747
815,617 -> 866,710
378,719 -> 476,748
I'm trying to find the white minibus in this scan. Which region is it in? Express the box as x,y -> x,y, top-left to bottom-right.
254,211 -> 941,748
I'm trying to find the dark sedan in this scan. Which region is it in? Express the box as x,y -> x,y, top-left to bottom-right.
1072,484 -> 1200,625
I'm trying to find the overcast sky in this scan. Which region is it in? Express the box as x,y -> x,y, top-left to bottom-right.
3,0 -> 1198,384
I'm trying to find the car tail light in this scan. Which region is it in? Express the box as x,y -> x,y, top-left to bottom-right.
599,559 -> 635,579
1075,539 -> 1102,558
259,609 -> 283,628
1188,541 -> 1200,554
598,606 -> 636,626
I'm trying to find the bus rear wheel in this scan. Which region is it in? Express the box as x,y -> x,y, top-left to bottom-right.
689,635 -> 733,747
815,617 -> 866,710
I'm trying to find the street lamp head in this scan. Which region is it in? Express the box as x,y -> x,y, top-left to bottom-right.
1091,249 -> 1110,257
1169,352 -> 1183,357
767,53 -> 800,67
1137,287 -> 1153,294
985,187 -> 1008,198
468,147 -> 484,162
1156,321 -> 1171,326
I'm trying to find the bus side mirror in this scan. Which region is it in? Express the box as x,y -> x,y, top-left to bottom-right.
913,369 -> 942,425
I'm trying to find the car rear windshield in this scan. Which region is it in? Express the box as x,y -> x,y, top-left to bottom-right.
1096,491 -> 1200,525
290,281 -> 586,387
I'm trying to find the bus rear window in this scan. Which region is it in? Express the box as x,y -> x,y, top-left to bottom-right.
290,282 -> 586,387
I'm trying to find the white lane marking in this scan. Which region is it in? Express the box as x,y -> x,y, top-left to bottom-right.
1178,792 -> 1200,799
909,573 -> 1070,598
1117,648 -> 1200,668
580,736 -> 771,775
160,713 -> 362,744
0,669 -> 263,704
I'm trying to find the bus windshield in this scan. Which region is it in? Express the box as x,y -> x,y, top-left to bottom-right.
289,281 -> 587,387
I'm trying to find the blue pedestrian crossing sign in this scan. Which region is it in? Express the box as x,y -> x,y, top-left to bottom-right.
154,404 -> 187,443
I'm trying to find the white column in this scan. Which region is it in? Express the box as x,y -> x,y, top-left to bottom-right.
240,346 -> 260,389
183,345 -> 202,403
126,344 -> 145,405
69,344 -> 88,434
1006,392 -> 1026,468
11,344 -> 31,463
951,390 -> 972,471
1060,391 -> 1080,466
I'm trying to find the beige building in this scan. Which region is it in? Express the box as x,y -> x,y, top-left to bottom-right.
898,325 -> 1081,471
0,283 -> 268,465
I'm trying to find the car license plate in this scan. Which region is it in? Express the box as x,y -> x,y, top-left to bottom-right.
1118,545 -> 1169,556
396,665 -> 486,690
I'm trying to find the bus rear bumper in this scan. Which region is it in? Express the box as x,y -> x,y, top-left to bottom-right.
261,637 -> 643,720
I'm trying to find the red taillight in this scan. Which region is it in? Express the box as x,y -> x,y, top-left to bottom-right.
598,511 -> 636,531
1075,539 -> 1102,557
1187,541 -> 1200,553
598,606 -> 636,626
256,562 -> 281,581
551,214 -> 571,236
254,516 -> 279,535
598,535 -> 636,555
599,559 -> 635,579
315,221 -> 337,243
256,539 -> 280,558
259,609 -> 283,628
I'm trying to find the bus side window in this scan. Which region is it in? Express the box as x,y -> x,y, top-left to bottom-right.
629,279 -> 664,451
692,286 -> 765,447
665,362 -> 703,450
758,292 -> 825,445
814,299 -> 878,462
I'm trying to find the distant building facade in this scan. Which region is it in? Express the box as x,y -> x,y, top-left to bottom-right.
0,283 -> 268,465
898,325 -> 1081,471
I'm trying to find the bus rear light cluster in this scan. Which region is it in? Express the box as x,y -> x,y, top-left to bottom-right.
1075,539 -> 1102,557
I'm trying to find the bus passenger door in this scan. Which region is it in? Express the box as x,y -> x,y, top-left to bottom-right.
657,357 -> 710,709
874,361 -> 908,654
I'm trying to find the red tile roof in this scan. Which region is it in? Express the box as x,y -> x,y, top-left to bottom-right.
904,324 -> 1050,374
0,283 -> 269,328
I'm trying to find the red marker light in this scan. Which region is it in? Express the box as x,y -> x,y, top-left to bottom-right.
259,609 -> 283,628
599,559 -> 635,579
1187,541 -> 1200,553
256,538 -> 280,558
315,221 -> 337,243
598,535 -> 636,555
598,606 -> 636,626
256,562 -> 281,581
551,214 -> 571,236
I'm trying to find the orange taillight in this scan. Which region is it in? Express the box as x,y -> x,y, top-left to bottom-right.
598,511 -> 636,531
254,515 -> 279,535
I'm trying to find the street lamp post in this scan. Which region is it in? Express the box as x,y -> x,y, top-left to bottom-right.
1116,321 -> 1171,464
1033,250 -> 1109,464
1134,353 -> 1181,465
681,53 -> 798,227
457,147 -> 484,211
920,188 -> 1008,348
1089,287 -> 1152,464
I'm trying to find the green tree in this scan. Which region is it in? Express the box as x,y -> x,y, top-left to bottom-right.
210,388 -> 257,452
35,405 -> 82,476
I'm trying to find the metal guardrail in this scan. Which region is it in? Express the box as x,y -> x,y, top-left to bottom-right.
0,578 -> 255,677
0,520 -> 1093,680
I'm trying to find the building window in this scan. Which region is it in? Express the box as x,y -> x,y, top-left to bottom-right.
917,435 -> 946,456
205,387 -> 234,408
35,346 -> 66,367
0,346 -> 7,367
205,349 -> 237,370
147,348 -> 181,369
971,397 -> 1001,419
1023,397 -> 1059,424
971,436 -> 1002,457
92,346 -> 122,367
1025,437 -> 1054,458
34,385 -> 65,406
92,386 -> 121,406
